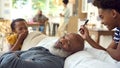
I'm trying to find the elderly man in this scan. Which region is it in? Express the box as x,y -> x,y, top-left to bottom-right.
0,33 -> 84,68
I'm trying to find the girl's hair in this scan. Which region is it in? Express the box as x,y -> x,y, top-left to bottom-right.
11,18 -> 26,31
93,0 -> 120,13
62,0 -> 69,5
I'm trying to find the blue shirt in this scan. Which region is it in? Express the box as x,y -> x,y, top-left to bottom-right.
113,27 -> 120,44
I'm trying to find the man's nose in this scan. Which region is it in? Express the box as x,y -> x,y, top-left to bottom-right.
101,20 -> 104,24
61,39 -> 68,44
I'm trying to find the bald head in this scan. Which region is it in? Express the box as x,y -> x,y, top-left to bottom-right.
54,33 -> 84,54
37,10 -> 42,15
67,33 -> 84,53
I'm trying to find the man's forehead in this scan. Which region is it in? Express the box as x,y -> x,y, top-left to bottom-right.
65,33 -> 78,40
65,33 -> 74,37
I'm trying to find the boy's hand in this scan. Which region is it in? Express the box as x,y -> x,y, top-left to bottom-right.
79,25 -> 90,40
18,31 -> 28,42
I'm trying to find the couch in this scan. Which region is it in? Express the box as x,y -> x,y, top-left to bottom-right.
0,31 -> 120,68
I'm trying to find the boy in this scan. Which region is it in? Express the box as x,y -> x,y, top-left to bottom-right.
7,18 -> 28,51
80,0 -> 120,61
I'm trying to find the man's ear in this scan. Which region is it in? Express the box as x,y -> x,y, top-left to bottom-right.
112,9 -> 118,18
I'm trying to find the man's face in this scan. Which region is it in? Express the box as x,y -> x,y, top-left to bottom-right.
38,10 -> 42,15
54,33 -> 84,53
98,9 -> 118,30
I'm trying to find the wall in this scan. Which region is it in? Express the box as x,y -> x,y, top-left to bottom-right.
78,0 -> 87,20
0,0 -> 3,18
66,16 -> 78,33
0,0 -> 12,20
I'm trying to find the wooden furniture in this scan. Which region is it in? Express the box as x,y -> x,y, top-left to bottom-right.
0,33 -> 3,51
27,21 -> 51,35
49,17 -> 60,36
52,23 -> 59,36
0,19 -> 11,36
89,29 -> 114,43
27,23 -> 40,31
44,21 -> 51,35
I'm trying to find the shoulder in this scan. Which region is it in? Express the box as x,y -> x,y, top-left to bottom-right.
113,27 -> 120,43
6,33 -> 17,40
6,33 -> 17,45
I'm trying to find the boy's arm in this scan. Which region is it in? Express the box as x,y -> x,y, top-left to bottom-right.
80,26 -> 106,51
10,32 -> 28,51
107,40 -> 117,49
107,40 -> 120,61
86,36 -> 106,51
6,34 -> 21,51
87,37 -> 120,61
10,38 -> 23,51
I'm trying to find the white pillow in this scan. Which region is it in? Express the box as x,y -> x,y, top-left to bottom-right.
64,50 -> 94,68
86,47 -> 117,63
64,49 -> 118,68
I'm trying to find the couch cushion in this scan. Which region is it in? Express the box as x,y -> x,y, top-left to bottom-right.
21,31 -> 47,51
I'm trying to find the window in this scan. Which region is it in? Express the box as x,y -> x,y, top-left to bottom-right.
12,0 -> 62,20
82,0 -> 88,13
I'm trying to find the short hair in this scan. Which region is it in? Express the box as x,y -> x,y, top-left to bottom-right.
11,18 -> 26,31
93,0 -> 120,13
62,0 -> 69,5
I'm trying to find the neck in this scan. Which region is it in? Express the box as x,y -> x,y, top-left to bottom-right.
117,13 -> 120,27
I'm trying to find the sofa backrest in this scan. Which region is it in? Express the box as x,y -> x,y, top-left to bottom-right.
21,31 -> 47,51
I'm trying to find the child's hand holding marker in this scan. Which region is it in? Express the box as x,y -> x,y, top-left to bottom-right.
79,20 -> 89,34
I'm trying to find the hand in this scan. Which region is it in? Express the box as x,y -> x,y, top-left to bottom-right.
79,25 -> 90,40
17,31 -> 28,42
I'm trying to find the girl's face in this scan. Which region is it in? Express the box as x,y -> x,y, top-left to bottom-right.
98,9 -> 118,30
14,21 -> 28,34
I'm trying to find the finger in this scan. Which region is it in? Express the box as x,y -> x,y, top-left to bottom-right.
80,25 -> 84,28
79,28 -> 84,34
79,25 -> 85,31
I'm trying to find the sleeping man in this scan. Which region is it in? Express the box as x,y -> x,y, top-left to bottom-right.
0,33 -> 84,68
